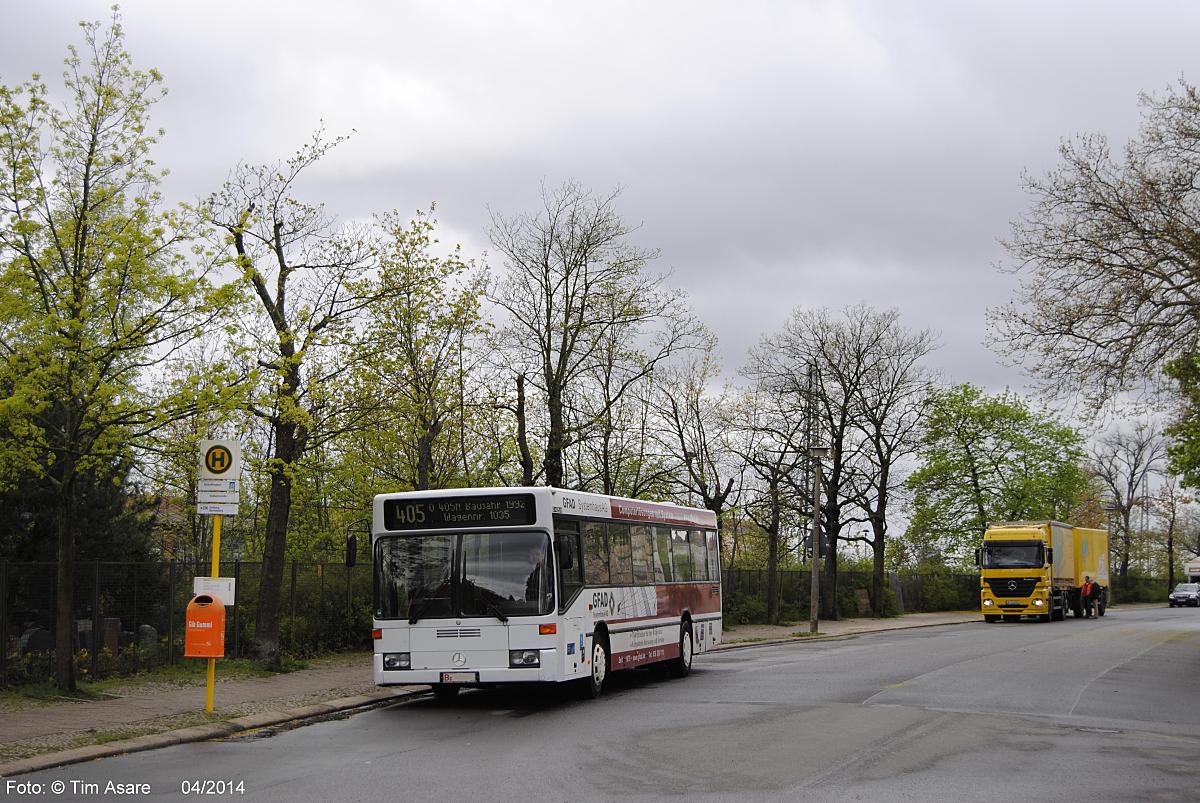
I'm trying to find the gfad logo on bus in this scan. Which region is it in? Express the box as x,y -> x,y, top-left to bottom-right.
592,591 -> 622,616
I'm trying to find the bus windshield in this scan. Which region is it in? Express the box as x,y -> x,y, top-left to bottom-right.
982,541 -> 1045,569
375,532 -> 553,620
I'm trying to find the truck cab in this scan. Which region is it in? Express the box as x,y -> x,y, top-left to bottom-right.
979,525 -> 1056,622
978,521 -> 1108,623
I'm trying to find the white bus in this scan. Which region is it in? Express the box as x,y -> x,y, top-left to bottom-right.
371,487 -> 722,700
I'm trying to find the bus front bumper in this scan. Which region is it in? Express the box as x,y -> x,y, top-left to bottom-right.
374,650 -> 558,685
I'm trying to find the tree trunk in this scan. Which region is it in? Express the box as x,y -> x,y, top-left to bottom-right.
544,388 -> 565,488
872,535 -> 886,617
54,473 -> 77,692
254,421 -> 297,664
765,528 -> 780,625
515,373 -> 534,485
415,418 -> 441,491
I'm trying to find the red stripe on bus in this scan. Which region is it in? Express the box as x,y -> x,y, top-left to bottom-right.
611,642 -> 682,669
609,499 -> 719,529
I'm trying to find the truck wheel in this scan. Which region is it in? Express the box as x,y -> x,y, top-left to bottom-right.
983,614 -> 999,623
1072,599 -> 1084,618
1049,597 -> 1064,621
1097,600 -> 1106,617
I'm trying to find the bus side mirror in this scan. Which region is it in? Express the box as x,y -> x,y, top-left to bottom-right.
556,536 -> 574,569
1046,548 -> 1053,566
345,533 -> 357,568
973,548 -> 981,567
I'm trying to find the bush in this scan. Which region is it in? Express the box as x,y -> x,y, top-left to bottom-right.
723,594 -> 768,625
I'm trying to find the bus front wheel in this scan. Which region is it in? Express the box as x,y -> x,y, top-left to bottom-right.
667,621 -> 693,679
582,632 -> 609,699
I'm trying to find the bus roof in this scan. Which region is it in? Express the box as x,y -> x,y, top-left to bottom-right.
372,486 -> 718,529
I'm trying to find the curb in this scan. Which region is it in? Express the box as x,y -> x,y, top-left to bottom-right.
714,616 -> 980,652
0,687 -> 422,778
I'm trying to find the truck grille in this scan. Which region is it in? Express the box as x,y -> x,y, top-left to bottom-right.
986,578 -> 1038,598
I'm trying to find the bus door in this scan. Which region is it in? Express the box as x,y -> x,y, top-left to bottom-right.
555,524 -> 587,678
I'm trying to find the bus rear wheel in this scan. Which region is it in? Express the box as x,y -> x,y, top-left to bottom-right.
667,621 -> 693,679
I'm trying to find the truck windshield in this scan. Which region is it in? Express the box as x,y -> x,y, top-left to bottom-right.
374,532 -> 553,620
983,541 -> 1044,568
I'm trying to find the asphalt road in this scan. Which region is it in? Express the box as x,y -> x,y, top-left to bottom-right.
16,607 -> 1200,802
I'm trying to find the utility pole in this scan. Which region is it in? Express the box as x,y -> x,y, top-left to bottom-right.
809,445 -> 828,634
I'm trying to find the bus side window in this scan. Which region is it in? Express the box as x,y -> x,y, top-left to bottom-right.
609,523 -> 634,585
706,530 -> 720,581
689,530 -> 709,580
631,525 -> 654,585
671,529 -> 694,581
654,526 -> 673,582
582,520 -> 610,585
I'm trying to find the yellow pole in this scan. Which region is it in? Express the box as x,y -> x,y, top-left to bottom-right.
205,514 -> 222,713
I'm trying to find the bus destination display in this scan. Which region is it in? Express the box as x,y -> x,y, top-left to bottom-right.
383,494 -> 536,531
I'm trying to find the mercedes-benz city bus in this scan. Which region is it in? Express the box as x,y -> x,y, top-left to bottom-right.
371,487 -> 722,700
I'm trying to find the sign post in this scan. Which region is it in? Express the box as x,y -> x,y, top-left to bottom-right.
197,440 -> 240,713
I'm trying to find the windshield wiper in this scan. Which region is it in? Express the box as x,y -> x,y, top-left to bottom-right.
485,602 -> 509,624
408,598 -> 430,625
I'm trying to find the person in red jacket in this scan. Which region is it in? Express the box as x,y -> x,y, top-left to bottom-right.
1081,576 -> 1095,618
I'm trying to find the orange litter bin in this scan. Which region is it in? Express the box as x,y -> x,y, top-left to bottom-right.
184,594 -> 226,658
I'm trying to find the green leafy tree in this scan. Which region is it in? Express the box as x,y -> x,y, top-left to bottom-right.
906,384 -> 1089,564
1166,354 -> 1200,489
0,14 -> 214,690
348,207 -> 489,494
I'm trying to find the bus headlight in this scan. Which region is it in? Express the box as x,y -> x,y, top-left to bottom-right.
983,599 -> 994,607
383,652 -> 411,670
509,650 -> 540,667
1033,599 -> 1044,607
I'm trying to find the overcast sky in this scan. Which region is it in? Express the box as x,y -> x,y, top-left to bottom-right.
4,1 -> 1199,404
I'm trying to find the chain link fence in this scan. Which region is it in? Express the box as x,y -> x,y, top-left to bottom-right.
1,559 -> 373,687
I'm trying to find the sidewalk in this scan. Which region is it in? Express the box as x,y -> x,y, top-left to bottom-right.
716,609 -> 980,648
0,608 -> 993,776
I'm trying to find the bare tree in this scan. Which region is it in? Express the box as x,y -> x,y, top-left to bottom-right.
656,339 -> 741,530
992,80 -> 1200,406
750,306 -> 915,619
844,319 -> 938,615
729,385 -> 809,624
487,181 -> 699,487
205,132 -> 387,663
1090,424 -> 1166,576
1154,476 -> 1189,588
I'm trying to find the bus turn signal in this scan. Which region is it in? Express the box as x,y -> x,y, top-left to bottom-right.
539,624 -> 557,635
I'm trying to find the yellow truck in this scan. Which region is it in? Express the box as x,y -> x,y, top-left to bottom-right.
976,521 -> 1108,623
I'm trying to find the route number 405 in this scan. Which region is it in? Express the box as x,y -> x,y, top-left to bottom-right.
393,504 -> 426,525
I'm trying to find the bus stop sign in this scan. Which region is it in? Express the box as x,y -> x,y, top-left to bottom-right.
199,440 -> 240,480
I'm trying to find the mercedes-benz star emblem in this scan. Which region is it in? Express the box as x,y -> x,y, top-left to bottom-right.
452,652 -> 466,667
1008,580 -> 1018,590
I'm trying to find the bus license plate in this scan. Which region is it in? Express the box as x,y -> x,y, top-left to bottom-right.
440,672 -> 478,684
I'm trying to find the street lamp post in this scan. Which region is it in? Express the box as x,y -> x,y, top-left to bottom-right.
809,445 -> 829,635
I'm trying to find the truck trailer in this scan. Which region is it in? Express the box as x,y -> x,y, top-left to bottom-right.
977,521 -> 1108,622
